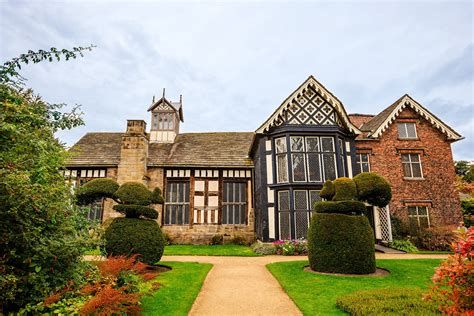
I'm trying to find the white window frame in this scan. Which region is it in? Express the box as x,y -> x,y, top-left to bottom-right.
397,122 -> 418,139
275,137 -> 289,183
408,206 -> 430,228
402,153 -> 424,179
356,153 -> 371,173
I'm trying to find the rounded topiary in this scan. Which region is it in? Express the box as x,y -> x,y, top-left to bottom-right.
320,180 -> 335,200
308,213 -> 375,274
104,218 -> 165,264
76,178 -> 119,205
150,187 -> 164,204
314,200 -> 366,215
113,204 -> 158,219
114,182 -> 152,205
353,172 -> 392,207
332,177 -> 357,201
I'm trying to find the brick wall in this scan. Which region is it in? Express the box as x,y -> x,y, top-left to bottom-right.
355,107 -> 463,227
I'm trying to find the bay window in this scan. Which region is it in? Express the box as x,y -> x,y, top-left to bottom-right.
275,137 -> 288,183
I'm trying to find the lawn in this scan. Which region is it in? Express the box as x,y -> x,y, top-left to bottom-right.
141,261 -> 212,315
163,244 -> 260,256
267,259 -> 442,315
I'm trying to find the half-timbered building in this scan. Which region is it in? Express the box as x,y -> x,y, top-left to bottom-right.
66,76 -> 463,244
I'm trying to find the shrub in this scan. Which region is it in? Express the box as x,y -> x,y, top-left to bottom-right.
389,239 -> 418,253
308,213 -> 375,274
75,178 -> 119,205
105,218 -> 165,264
353,172 -> 392,207
230,235 -> 250,246
150,187 -> 164,204
426,226 -> 473,314
114,182 -> 153,205
410,226 -> 455,252
336,288 -> 440,315
251,242 -> 277,255
332,177 -> 357,201
320,180 -> 335,200
113,204 -> 158,219
390,215 -> 410,239
314,200 -> 366,215
461,198 -> 474,227
210,234 -> 224,245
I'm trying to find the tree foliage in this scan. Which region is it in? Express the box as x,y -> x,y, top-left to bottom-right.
0,46 -> 94,312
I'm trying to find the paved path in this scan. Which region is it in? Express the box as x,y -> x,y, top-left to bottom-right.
161,253 -> 448,316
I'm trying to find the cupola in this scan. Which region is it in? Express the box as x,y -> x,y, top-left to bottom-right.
147,89 -> 184,143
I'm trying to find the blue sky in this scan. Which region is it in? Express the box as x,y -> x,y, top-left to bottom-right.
1,0 -> 473,160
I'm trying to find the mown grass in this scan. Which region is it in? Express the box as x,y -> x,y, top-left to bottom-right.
163,244 -> 260,256
141,261 -> 212,315
267,259 -> 442,315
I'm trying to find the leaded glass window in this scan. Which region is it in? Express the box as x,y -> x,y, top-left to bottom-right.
278,191 -> 291,240
306,137 -> 322,182
222,182 -> 247,225
164,181 -> 190,225
401,153 -> 423,178
275,137 -> 288,183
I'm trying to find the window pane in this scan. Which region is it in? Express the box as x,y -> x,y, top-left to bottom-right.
323,154 -> 337,180
361,154 -> 369,163
338,139 -> 344,153
321,137 -> 334,152
408,206 -> 417,216
168,114 -> 174,130
294,191 -> 308,210
278,191 -> 290,211
277,155 -> 288,183
403,163 -> 412,177
419,217 -> 429,229
417,206 -> 427,215
292,153 -> 306,181
406,123 -> 417,138
310,191 -> 321,210
307,153 -> 322,182
401,154 -> 410,163
275,137 -> 287,153
362,163 -> 370,173
412,163 -> 422,178
410,154 -> 420,162
397,123 -> 407,138
306,137 -> 319,152
291,137 -> 304,152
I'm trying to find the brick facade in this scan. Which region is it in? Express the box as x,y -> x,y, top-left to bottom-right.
355,107 -> 463,227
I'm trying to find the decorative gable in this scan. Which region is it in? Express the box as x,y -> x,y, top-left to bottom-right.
363,94 -> 462,141
256,76 -> 360,134
286,86 -> 343,127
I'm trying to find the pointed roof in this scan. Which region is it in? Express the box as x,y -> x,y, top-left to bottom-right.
361,94 -> 462,141
256,75 -> 361,134
147,95 -> 184,122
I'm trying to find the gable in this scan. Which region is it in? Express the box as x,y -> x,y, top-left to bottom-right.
361,94 -> 462,141
256,76 -> 361,134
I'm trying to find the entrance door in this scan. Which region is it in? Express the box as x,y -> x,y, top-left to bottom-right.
193,179 -> 219,224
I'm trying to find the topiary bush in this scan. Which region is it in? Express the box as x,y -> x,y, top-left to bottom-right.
332,177 -> 357,201
114,182 -> 152,205
76,178 -> 120,205
104,218 -> 165,264
353,172 -> 392,208
308,213 -> 375,274
314,200 -> 366,215
320,180 -> 335,200
113,205 -> 158,219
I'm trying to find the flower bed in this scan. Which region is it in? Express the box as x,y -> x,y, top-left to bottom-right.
272,239 -> 308,256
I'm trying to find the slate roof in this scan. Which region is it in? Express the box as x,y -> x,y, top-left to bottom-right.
66,132 -> 254,168
348,114 -> 375,129
359,95 -> 405,132
67,132 -> 123,167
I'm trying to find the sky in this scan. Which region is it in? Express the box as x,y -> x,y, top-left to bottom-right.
1,0 -> 473,160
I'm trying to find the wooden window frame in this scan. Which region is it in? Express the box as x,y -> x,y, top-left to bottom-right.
397,122 -> 418,139
222,180 -> 248,225
275,137 -> 289,183
164,180 -> 190,225
356,153 -> 371,173
401,153 -> 424,179
408,205 -> 430,228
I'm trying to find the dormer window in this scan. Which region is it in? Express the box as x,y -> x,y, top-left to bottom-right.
153,112 -> 174,131
397,122 -> 417,139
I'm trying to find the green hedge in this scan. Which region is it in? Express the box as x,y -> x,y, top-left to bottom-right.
320,180 -> 335,200
353,172 -> 392,207
114,182 -> 152,205
151,187 -> 164,204
104,218 -> 165,264
332,177 -> 357,201
75,178 -> 119,205
112,204 -> 158,219
308,213 -> 375,274
314,200 -> 366,215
